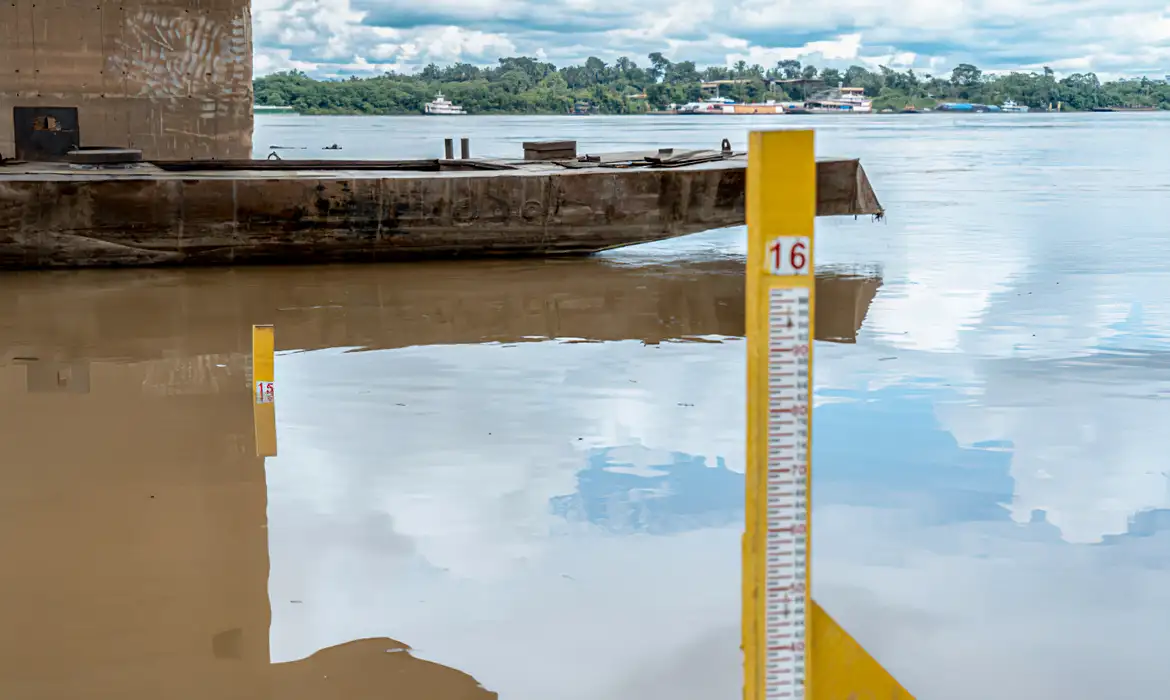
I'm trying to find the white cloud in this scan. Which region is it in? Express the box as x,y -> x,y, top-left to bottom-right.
250,0 -> 1170,78
723,34 -> 865,66
254,47 -> 320,74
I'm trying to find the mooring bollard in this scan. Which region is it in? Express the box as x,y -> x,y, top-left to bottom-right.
460,137 -> 470,159
443,138 -> 454,160
743,129 -> 913,700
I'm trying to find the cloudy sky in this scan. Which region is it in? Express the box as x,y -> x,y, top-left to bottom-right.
252,0 -> 1170,79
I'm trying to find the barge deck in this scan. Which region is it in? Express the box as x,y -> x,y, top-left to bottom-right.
0,148 -> 883,269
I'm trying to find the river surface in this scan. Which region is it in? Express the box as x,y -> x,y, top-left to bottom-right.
3,113 -> 1170,699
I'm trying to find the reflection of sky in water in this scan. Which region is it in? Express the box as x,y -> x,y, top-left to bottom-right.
266,334 -> 1170,700
262,116 -> 1170,699
815,384 -> 1015,527
549,446 -> 741,535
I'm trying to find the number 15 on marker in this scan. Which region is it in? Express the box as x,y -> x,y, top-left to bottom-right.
765,236 -> 811,276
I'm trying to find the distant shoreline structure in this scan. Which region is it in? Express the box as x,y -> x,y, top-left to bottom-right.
253,100 -> 1167,117
253,56 -> 1170,116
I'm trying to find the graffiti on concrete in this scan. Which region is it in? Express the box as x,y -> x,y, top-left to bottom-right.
109,8 -> 251,101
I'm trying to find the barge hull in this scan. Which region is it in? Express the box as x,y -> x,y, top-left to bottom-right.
0,158 -> 881,269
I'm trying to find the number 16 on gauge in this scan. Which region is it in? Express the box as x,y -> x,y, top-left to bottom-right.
766,236 -> 811,276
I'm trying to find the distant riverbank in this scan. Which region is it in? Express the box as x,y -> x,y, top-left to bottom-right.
255,55 -> 1170,117
258,104 -> 1166,117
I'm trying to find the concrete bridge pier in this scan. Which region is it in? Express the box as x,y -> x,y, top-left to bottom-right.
0,0 -> 254,161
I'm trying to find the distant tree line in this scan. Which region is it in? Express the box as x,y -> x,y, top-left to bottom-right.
254,54 -> 1170,115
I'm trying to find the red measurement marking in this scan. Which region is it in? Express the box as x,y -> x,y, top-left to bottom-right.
767,238 -> 808,273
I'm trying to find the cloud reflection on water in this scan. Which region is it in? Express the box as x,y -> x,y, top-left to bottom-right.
267,325 -> 1170,700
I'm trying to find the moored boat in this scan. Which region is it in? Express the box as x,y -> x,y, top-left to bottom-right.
676,97 -> 737,114
424,93 -> 466,115
937,102 -> 1000,113
676,97 -> 790,114
1092,106 -> 1158,112
803,86 -> 873,114
730,101 -> 785,114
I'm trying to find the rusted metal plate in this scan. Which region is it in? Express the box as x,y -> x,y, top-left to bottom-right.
523,140 -> 577,161
66,148 -> 143,165
151,159 -> 444,172
13,106 -> 80,162
522,140 -> 577,151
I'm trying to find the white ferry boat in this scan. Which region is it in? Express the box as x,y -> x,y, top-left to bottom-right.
1000,99 -> 1030,113
424,93 -> 466,115
804,85 -> 873,113
676,97 -> 737,114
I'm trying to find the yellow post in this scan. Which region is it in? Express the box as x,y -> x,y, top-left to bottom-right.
252,324 -> 277,457
745,130 -> 913,700
745,129 -> 816,700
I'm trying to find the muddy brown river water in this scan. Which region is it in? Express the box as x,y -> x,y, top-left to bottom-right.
2,113 -> 1170,699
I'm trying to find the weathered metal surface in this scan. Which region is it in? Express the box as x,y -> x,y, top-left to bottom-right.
0,157 -> 883,269
13,106 -> 80,162
155,159 -> 446,172
66,147 -> 143,165
524,140 -> 577,160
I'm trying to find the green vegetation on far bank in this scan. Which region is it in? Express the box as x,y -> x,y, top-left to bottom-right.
254,55 -> 1170,115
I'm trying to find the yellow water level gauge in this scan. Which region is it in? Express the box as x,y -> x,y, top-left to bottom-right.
744,129 -> 913,700
761,284 -> 811,696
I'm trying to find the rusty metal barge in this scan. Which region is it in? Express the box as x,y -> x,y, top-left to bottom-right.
0,144 -> 882,269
